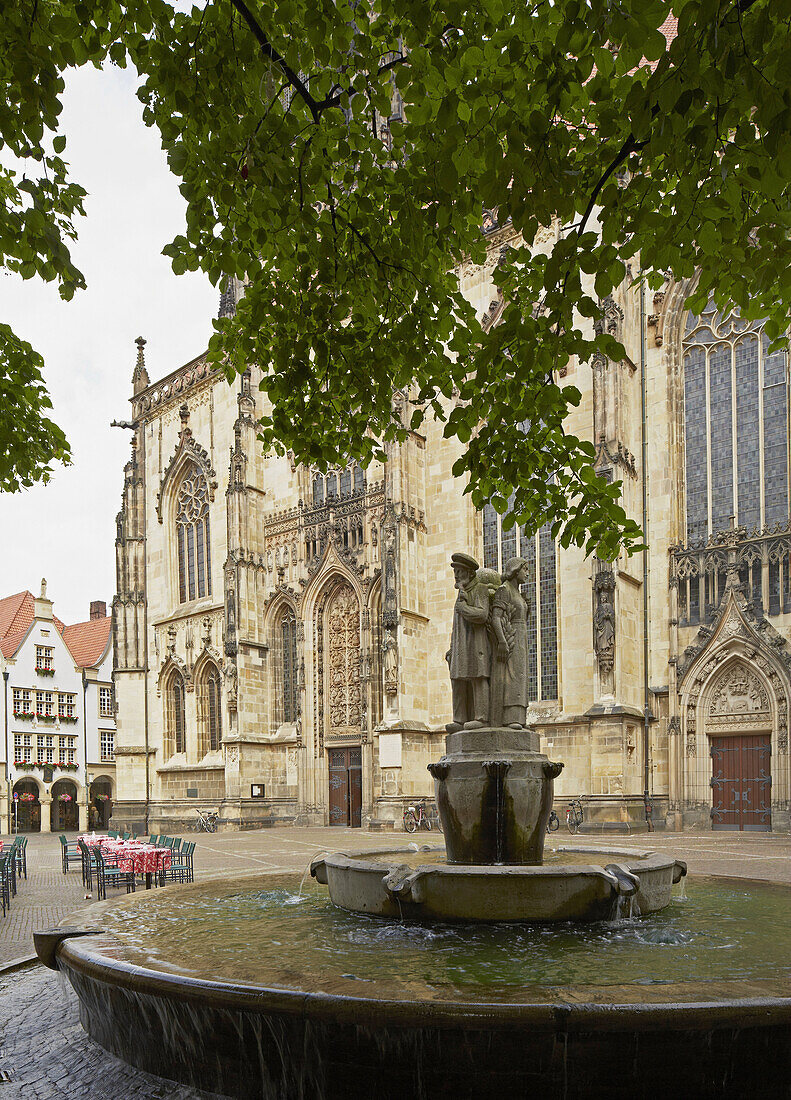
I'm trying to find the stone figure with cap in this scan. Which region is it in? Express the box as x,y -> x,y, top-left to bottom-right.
490,556 -> 531,729
446,552 -> 493,731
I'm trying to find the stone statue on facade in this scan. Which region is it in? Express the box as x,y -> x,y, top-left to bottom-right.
445,553 -> 493,731
490,556 -> 531,729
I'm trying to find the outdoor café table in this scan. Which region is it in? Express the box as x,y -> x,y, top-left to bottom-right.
103,842 -> 171,889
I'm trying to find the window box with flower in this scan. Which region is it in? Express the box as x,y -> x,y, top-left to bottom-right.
57,762 -> 79,772
58,714 -> 79,724
19,792 -> 36,802
36,667 -> 55,677
13,710 -> 34,721
14,761 -> 36,771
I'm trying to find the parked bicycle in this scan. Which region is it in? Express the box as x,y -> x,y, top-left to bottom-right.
403,800 -> 432,833
566,798 -> 584,834
546,809 -> 560,833
195,808 -> 219,833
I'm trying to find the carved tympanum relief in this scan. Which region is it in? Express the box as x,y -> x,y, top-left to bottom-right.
327,582 -> 362,738
706,664 -> 772,732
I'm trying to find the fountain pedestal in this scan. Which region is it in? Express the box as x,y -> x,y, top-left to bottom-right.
428,727 -> 563,866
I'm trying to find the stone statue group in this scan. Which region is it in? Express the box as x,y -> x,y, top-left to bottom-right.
446,551 -> 531,732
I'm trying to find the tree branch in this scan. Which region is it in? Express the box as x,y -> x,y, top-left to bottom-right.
229,0 -> 321,122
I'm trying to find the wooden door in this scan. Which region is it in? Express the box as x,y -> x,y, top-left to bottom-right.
328,748 -> 363,827
710,735 -> 772,831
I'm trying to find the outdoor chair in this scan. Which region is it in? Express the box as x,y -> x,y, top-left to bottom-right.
170,838 -> 182,852
77,839 -> 96,892
0,852 -> 14,915
5,845 -> 17,898
108,830 -> 118,839
13,836 -> 28,879
59,834 -> 82,873
148,834 -> 158,845
94,847 -> 136,902
163,841 -> 193,885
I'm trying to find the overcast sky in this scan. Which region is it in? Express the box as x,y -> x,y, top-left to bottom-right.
1,63 -> 218,626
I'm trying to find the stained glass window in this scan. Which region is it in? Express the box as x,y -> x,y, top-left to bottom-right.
167,673 -> 186,756
684,304 -> 789,541
176,464 -> 212,602
202,665 -> 222,752
480,502 -> 558,702
281,609 -> 298,723
313,473 -> 324,506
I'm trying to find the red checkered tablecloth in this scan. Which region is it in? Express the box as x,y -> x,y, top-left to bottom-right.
102,842 -> 171,874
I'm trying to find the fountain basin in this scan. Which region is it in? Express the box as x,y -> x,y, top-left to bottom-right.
311,846 -> 686,922
34,870 -> 791,1099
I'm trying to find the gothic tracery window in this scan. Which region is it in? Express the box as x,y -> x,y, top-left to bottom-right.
165,671 -> 186,757
482,501 -> 558,702
176,464 -> 212,602
279,608 -> 299,725
684,302 -> 789,543
198,663 -> 222,754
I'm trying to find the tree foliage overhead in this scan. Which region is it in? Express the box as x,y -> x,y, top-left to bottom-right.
3,0 -> 791,555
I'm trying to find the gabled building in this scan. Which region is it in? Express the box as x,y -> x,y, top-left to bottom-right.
1,583 -> 116,833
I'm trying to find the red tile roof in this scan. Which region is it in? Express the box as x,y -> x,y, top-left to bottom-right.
0,591 -> 34,640
61,617 -> 112,669
0,629 -> 29,660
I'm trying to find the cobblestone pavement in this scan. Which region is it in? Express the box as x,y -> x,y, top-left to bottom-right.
2,826 -> 791,1097
0,964 -> 222,1099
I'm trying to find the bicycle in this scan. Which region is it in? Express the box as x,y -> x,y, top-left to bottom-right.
566,798 -> 584,835
403,800 -> 432,833
546,809 -> 560,833
196,808 -> 219,833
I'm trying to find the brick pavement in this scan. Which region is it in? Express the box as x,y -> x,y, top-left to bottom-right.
1,826 -> 791,1098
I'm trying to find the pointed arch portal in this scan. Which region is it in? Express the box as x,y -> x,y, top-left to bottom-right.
705,662 -> 773,831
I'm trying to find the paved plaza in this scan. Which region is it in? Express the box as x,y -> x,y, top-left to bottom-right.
2,827 -> 791,1098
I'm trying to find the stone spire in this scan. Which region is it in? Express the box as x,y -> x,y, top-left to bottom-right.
218,276 -> 240,319
132,336 -> 150,395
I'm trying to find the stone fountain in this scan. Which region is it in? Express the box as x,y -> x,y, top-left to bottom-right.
37,552 -> 791,1099
312,551 -> 685,920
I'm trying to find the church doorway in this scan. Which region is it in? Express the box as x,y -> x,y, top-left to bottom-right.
328,747 -> 362,827
710,735 -> 772,831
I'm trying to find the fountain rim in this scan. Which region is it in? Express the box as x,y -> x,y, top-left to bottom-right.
51,931 -> 791,1033
313,844 -> 682,876
42,864 -> 791,1034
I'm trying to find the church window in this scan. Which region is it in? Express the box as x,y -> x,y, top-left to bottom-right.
176,464 -> 212,602
683,303 -> 789,542
481,502 -> 558,702
326,473 -> 338,500
282,609 -> 298,723
166,672 -> 186,757
313,473 -> 324,507
340,468 -> 352,497
353,465 -> 365,494
198,664 -> 222,753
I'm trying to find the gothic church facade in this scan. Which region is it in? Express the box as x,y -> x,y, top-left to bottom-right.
111,220 -> 791,834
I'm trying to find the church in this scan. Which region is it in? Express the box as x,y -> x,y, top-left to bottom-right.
110,214 -> 791,835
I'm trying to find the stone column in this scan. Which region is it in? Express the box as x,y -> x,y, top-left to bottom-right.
40,795 -> 52,833
78,801 -> 88,832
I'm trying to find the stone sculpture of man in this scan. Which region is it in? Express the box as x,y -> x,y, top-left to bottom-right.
490,557 -> 531,728
446,553 -> 492,731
